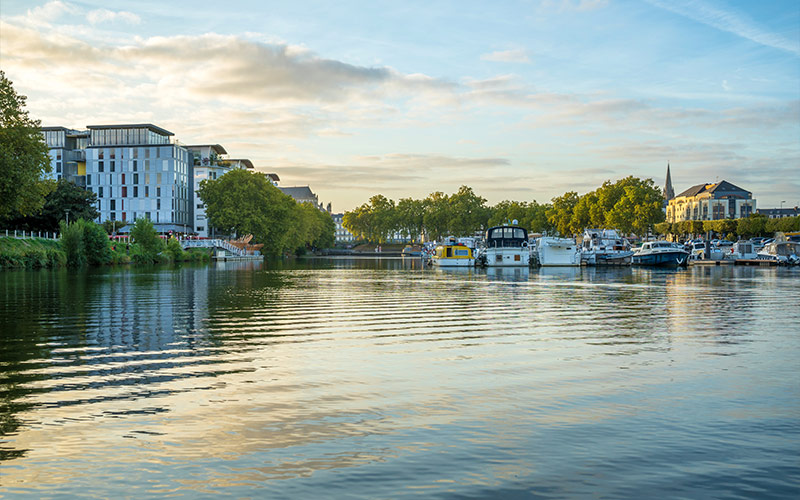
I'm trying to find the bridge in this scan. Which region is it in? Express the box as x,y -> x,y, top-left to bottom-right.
181,238 -> 248,257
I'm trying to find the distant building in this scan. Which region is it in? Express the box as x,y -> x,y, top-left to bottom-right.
757,207 -> 800,219
279,186 -> 321,209
264,173 -> 280,186
666,180 -> 756,223
331,213 -> 356,244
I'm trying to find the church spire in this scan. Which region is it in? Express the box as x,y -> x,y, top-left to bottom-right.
663,162 -> 674,200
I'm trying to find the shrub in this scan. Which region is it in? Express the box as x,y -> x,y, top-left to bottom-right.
130,218 -> 164,263
84,221 -> 112,266
165,237 -> 186,261
60,220 -> 86,267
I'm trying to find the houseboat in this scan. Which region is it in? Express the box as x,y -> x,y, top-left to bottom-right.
429,243 -> 475,267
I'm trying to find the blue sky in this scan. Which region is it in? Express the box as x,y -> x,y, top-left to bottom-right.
2,0 -> 798,210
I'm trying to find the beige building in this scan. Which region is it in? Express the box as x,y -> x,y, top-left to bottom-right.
666,180 -> 756,223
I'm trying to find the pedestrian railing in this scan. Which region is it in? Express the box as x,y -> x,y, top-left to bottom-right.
1,229 -> 60,240
180,238 -> 247,256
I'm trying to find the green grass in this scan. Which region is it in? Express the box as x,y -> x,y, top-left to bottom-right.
0,237 -> 66,269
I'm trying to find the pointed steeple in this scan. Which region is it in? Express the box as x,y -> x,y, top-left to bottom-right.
663,162 -> 674,200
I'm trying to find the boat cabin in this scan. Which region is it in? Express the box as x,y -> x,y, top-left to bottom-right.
485,226 -> 528,248
434,244 -> 473,259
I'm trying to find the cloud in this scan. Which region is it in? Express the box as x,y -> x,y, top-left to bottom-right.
87,9 -> 141,25
481,49 -> 531,64
646,0 -> 800,55
26,1 -> 76,22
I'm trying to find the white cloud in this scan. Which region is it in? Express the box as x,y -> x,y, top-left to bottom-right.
646,0 -> 800,55
87,9 -> 141,25
481,49 -> 531,64
26,1 -> 76,21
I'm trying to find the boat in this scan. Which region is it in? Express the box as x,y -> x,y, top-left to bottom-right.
757,238 -> 800,265
480,224 -> 530,267
580,229 -> 633,266
632,241 -> 689,267
429,242 -> 475,267
725,240 -> 758,260
537,236 -> 581,267
401,245 -> 422,257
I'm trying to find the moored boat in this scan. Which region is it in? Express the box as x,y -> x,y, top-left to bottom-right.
537,236 -> 581,267
632,241 -> 689,267
429,243 -> 475,267
581,229 -> 633,266
757,239 -> 800,265
480,224 -> 530,267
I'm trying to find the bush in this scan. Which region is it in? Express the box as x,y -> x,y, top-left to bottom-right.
165,237 -> 186,261
84,221 -> 112,265
60,220 -> 86,267
130,218 -> 164,263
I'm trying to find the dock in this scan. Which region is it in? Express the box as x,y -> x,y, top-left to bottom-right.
689,259 -> 776,267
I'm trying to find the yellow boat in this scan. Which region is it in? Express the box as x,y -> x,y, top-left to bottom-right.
430,243 -> 475,267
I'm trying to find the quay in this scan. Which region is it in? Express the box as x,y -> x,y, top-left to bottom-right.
690,259 -> 776,267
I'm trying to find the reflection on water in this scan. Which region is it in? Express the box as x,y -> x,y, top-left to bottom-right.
1,261 -> 799,498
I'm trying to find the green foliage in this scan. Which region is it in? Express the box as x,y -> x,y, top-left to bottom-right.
654,222 -> 672,236
736,214 -> 766,237
547,191 -> 579,237
130,218 -> 164,263
448,186 -> 490,237
488,200 -> 552,234
103,219 -> 126,234
165,237 -> 186,261
59,220 -> 86,267
0,71 -> 53,221
4,178 -> 99,231
766,215 -> 800,234
198,169 -> 334,255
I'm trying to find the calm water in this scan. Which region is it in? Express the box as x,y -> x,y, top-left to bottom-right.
1,259 -> 798,499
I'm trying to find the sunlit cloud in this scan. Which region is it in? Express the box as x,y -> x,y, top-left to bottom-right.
87,9 -> 141,25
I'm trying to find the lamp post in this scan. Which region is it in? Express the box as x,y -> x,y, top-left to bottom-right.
65,208 -> 70,225
780,200 -> 785,211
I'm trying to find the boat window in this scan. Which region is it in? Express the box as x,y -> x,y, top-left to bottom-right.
454,249 -> 469,257
513,228 -> 525,239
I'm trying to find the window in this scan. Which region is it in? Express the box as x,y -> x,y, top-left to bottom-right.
56,162 -> 62,173
197,203 -> 204,209
99,150 -> 104,160
110,200 -> 116,210
157,173 -> 162,184
87,175 -> 91,186
144,148 -> 150,159
133,186 -> 138,197
145,186 -> 149,197
121,187 -> 127,197
156,187 -> 161,197
145,160 -> 150,171
110,212 -> 115,221
99,161 -> 104,172
99,186 -> 103,198
121,212 -> 126,222
121,173 -> 126,184
133,173 -> 139,184
157,199 -> 161,210
110,161 -> 115,172
197,226 -> 204,232
133,160 -> 138,171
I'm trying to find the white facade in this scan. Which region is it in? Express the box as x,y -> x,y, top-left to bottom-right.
331,213 -> 356,244
189,146 -> 253,238
84,125 -> 192,233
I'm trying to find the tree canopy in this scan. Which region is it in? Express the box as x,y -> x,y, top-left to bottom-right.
197,169 -> 335,255
5,178 -> 98,231
0,71 -> 52,221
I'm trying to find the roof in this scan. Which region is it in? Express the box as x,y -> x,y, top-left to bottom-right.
279,186 -> 316,200
41,126 -> 70,132
186,144 -> 228,155
86,124 -> 174,136
227,158 -> 254,169
675,180 -> 750,199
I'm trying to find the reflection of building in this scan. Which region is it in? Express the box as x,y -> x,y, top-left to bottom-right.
41,127 -> 89,186
757,207 -> 800,219
666,180 -> 756,223
187,145 -> 254,237
331,213 -> 356,244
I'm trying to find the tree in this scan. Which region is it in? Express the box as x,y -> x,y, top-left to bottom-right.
396,198 -> 425,243
605,178 -> 665,237
198,169 -> 299,255
0,71 -> 53,220
423,191 -> 450,241
5,178 -> 99,231
130,217 -> 164,263
547,191 -> 579,237
448,185 -> 489,236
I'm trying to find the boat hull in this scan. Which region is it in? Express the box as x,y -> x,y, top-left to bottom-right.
483,247 -> 529,267
431,257 -> 475,267
632,251 -> 688,267
538,238 -> 580,267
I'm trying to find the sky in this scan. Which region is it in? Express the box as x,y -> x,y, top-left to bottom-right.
1,0 -> 798,211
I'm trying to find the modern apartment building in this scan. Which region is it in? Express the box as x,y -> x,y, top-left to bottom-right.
41,126 -> 89,186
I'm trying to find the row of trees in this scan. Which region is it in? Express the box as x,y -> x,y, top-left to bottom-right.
197,169 -> 335,256
342,177 -> 666,243
655,215 -> 800,240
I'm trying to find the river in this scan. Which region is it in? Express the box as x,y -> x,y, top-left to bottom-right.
1,259 -> 798,498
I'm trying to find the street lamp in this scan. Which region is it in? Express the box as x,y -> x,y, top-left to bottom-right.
65,208 -> 71,225
780,200 -> 786,210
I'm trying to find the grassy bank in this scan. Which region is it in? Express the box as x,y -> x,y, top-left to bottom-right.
0,237 -> 66,269
1,236 -> 212,269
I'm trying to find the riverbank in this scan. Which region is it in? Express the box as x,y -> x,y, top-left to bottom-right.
0,236 -> 212,269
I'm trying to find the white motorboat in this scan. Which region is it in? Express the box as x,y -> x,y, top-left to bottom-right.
537,236 -> 580,267
757,239 -> 800,265
580,229 -> 633,266
480,224 -> 530,267
725,240 -> 758,260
